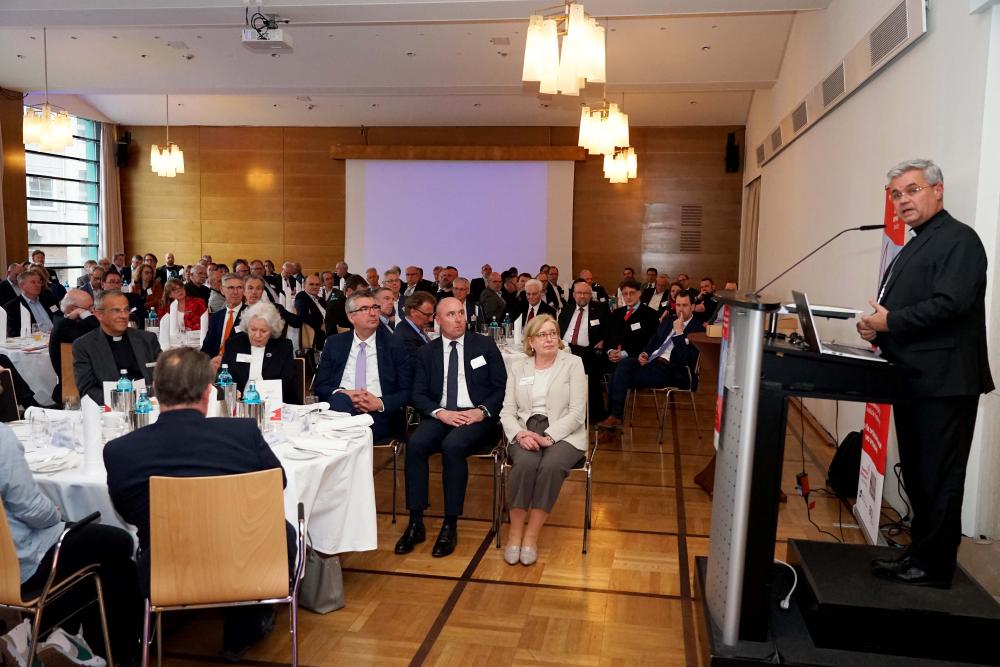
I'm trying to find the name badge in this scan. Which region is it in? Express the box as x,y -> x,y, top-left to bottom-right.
589,319 -> 600,326
470,355 -> 486,369
147,288 -> 153,295
519,376 -> 535,386
236,353 -> 252,363
49,304 -> 58,313
630,322 -> 642,331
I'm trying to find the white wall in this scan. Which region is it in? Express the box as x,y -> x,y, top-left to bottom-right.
744,0 -> 999,535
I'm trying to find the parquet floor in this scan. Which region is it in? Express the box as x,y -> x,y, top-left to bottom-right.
159,374 -> 869,667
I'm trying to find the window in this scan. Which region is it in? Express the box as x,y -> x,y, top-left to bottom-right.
24,112 -> 100,285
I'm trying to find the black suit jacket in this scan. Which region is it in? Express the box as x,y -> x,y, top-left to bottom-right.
394,317 -> 429,357
606,303 -> 659,358
558,300 -> 610,349
200,304 -> 246,357
411,333 -> 507,418
641,315 -> 706,389
544,283 -> 564,309
323,291 -> 351,334
314,328 -> 412,416
264,274 -> 284,294
48,315 -> 99,402
220,332 -> 297,402
294,292 -> 327,349
185,282 -> 211,304
72,327 -> 160,405
640,288 -> 672,318
4,294 -> 61,337
515,300 -> 557,327
402,279 -> 436,297
875,210 -> 994,397
155,264 -> 182,285
469,277 -> 487,302
0,280 -> 17,307
103,409 -> 293,584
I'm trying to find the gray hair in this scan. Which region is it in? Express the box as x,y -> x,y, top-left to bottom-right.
239,301 -> 282,338
94,289 -> 127,310
154,347 -> 215,407
60,288 -> 90,312
220,272 -> 243,285
887,158 -> 943,185
372,286 -> 393,300
524,278 -> 543,291
452,277 -> 470,288
345,289 -> 374,314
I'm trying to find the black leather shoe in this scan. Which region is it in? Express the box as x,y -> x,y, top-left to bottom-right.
870,554 -> 911,574
873,564 -> 951,589
431,524 -> 458,558
394,522 -> 426,555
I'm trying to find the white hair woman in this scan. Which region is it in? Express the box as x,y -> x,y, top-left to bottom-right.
219,301 -> 297,401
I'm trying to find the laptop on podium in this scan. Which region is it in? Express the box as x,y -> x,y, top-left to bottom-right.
791,290 -> 887,363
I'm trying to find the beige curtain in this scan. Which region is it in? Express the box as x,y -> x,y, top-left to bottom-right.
99,122 -> 124,259
0,113 -> 7,270
738,177 -> 761,290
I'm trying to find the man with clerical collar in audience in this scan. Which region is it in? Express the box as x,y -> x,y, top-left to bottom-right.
0,262 -> 22,305
559,278 -> 611,421
372,286 -> 397,334
156,252 -> 183,285
693,277 -> 718,323
245,276 -> 300,331
478,271 -> 506,324
185,263 -> 211,303
403,265 -> 436,297
641,274 -> 673,319
450,277 -> 481,328
469,264 -> 492,303
202,273 -> 247,362
604,278 -> 659,371
395,296 -> 506,558
394,291 -> 436,356
5,269 -> 59,337
49,288 -> 99,404
295,273 -> 328,352
248,259 -> 280,302
72,290 -> 160,406
314,291 -> 412,442
578,269 -> 609,303
598,291 -> 704,438
516,279 -> 557,327
436,266 -> 458,300
535,270 -> 560,311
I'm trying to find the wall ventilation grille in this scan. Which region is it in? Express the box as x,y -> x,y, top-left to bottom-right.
681,205 -> 703,227
870,1 -> 908,67
756,144 -> 766,167
792,102 -> 808,133
679,230 -> 702,253
822,64 -> 846,107
769,128 -> 783,151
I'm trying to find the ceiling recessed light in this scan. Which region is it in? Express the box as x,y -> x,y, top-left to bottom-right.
690,100 -> 698,105
153,36 -> 160,40
473,103 -> 481,108
196,35 -> 203,39
273,104 -> 280,108
16,54 -> 24,59
701,45 -> 711,51
140,54 -> 148,58
660,26 -> 666,31
271,53 -> 280,58
406,51 -> 415,56
70,36 -> 77,40
29,36 -> 35,40
371,103 -> 378,108
112,35 -> 118,39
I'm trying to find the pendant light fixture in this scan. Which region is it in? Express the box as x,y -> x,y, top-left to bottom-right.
150,94 -> 185,178
522,2 -> 605,96
22,27 -> 74,153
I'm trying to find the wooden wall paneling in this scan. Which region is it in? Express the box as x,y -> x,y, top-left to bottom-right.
0,94 -> 28,263
367,127 -> 554,146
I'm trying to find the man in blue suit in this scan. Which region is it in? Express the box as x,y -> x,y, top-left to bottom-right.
313,291 -> 412,442
395,297 -> 507,558
393,291 -> 436,358
201,273 -> 246,362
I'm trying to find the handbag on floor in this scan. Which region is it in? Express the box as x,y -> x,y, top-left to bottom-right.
298,546 -> 345,614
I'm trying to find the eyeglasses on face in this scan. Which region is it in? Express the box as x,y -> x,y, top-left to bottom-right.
532,330 -> 559,339
415,309 -> 434,318
349,305 -> 378,314
890,184 -> 935,201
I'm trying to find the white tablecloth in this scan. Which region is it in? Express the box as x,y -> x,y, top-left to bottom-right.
33,427 -> 377,556
0,338 -> 57,405
500,347 -> 528,373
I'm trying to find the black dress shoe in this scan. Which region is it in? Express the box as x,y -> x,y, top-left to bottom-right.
431,524 -> 458,558
394,522 -> 426,554
873,564 -> 951,589
870,554 -> 912,574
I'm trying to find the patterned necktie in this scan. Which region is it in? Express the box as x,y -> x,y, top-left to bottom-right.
527,306 -> 535,322
446,341 -> 459,410
355,341 -> 367,391
570,307 -> 584,345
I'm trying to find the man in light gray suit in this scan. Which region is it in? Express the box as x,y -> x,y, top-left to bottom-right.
73,290 -> 161,405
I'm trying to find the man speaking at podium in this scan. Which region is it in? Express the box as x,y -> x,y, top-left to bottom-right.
857,159 -> 993,588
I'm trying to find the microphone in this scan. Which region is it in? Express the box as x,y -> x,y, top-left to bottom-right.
754,224 -> 883,296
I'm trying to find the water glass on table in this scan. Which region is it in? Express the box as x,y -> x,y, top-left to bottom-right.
29,411 -> 49,449
30,324 -> 41,342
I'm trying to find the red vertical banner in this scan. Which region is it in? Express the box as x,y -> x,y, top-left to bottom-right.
713,305 -> 730,449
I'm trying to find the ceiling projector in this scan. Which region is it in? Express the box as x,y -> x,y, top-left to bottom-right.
241,28 -> 293,53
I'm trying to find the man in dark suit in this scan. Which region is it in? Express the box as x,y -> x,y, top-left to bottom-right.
324,274 -> 367,335
49,289 -> 99,404
314,292 -> 412,442
500,271 -> 520,315
80,266 -> 104,298
30,249 -> 59,286
72,290 -> 160,406
0,262 -> 22,306
598,292 -> 704,434
121,254 -> 142,285
402,266 -> 436,299
641,275 -> 673,320
372,286 -> 397,334
333,261 -> 359,292
295,273 -> 328,352
394,291 -> 436,358
579,269 -> 609,304
434,266 -> 458,301
546,265 -> 566,309
395,297 -> 506,558
245,277 -> 300,331
514,279 -> 557,327
859,159 -> 994,588
469,264 -> 492,303
559,279 -> 611,421
451,278 -> 483,330
604,279 -> 658,361
185,263 -> 211,303
202,273 -> 246,360
103,347 -> 294,660
478,271 -> 506,324
692,277 -> 719,323
5,269 -> 60,337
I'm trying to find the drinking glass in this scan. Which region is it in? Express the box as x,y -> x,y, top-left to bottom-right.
29,411 -> 49,449
31,324 -> 41,342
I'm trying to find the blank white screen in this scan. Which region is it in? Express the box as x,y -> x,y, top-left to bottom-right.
345,160 -> 573,281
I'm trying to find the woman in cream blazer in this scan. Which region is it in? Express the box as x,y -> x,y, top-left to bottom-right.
500,314 -> 587,566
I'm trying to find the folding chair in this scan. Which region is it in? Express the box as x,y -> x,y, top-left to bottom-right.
0,510 -> 112,667
471,433 -> 505,539
626,350 -> 702,444
143,470 -> 306,667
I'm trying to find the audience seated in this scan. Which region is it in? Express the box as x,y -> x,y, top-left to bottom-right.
578,269 -> 609,303
693,277 -> 718,323
0,263 -> 22,305
324,275 -> 367,334
546,265 -> 565,309
250,260 -> 282,303
314,291 -> 412,442
333,261 -> 358,292
76,259 -> 97,289
365,267 -> 380,289
185,263 -> 211,303
401,266 -> 436,299
4,269 -> 59,338
435,266 -> 458,301
155,252 -> 183,285
499,315 -> 587,566
558,279 -> 611,421
157,278 -> 207,331
500,271 -> 521,315
245,277 -> 300,331
73,290 -> 160,406
478,271 -> 507,324
218,301 -> 296,400
641,275 -> 673,319
131,263 -> 163,312
48,289 -> 99,404
604,278 -> 659,373
202,273 -> 247,361
515,279 -> 557,326
469,264 -> 492,303
450,278 -> 482,328
81,266 -> 104,297
207,264 -> 228,313
30,250 -> 59,286
294,274 -> 329,352
372,287 -> 398,334
615,267 -> 636,305
382,270 -> 404,321
394,291 -> 437,357
642,267 -> 659,292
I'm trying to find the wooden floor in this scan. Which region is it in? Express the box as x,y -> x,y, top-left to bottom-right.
159,374 -> 869,667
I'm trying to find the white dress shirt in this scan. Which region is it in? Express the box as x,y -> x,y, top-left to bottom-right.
338,332 -> 382,397
647,290 -> 667,312
562,304 -> 591,348
438,334 -> 474,410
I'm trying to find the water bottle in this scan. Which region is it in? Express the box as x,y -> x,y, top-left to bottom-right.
217,364 -> 234,387
116,369 -> 133,393
217,364 -> 236,416
63,281 -> 70,293
135,390 -> 152,413
147,309 -> 158,330
241,380 -> 264,428
501,312 -> 512,342
488,316 -> 500,344
243,380 -> 261,404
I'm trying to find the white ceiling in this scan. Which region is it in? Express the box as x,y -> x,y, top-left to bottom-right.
0,0 -> 831,127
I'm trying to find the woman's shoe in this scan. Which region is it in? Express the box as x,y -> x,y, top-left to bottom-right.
503,546 -> 521,565
519,546 -> 538,566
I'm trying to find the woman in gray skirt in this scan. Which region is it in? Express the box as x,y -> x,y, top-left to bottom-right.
500,314 -> 587,566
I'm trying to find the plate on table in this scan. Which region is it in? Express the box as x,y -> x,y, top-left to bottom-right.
280,446 -> 322,461
27,449 -> 80,474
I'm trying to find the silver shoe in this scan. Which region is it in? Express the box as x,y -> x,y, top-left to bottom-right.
503,545 -> 521,565
519,546 -> 538,566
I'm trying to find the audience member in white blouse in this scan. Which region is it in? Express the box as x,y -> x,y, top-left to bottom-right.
218,301 -> 297,401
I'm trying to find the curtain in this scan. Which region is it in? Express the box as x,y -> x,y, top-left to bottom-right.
99,122 -> 124,259
0,113 -> 7,270
738,177 -> 761,290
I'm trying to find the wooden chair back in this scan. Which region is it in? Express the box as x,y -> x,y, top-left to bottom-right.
60,343 -> 79,403
299,323 -> 315,352
0,370 -> 20,422
0,507 -> 26,605
149,469 -> 289,607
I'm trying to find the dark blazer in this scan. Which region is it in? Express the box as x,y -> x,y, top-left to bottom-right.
875,210 -> 994,397
411,333 -> 507,418
200,303 -> 246,356
185,282 -> 211,304
469,277 -> 487,303
591,282 -> 609,303
501,287 -> 520,315
264,274 -> 284,294
323,292 -> 351,334
294,292 -> 327,350
394,317 -> 429,357
155,264 -> 183,285
48,314 -> 99,403
316,329 -> 412,439
606,303 -> 659,358
402,280 -> 436,297
220,332 -> 296,401
121,264 -> 137,285
435,288 -> 453,302
4,293 -> 61,337
0,280 -> 17,307
72,328 -> 161,405
103,409 -> 293,583
641,315 -> 706,389
515,299 -> 557,327
558,300 -> 611,349
544,283 -> 564,309
640,288 -> 672,318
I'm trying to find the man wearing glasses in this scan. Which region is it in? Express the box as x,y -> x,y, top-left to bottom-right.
314,291 -> 412,442
858,159 -> 993,588
394,291 -> 437,356
202,274 -> 247,364
72,289 -> 161,406
295,273 -> 329,352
